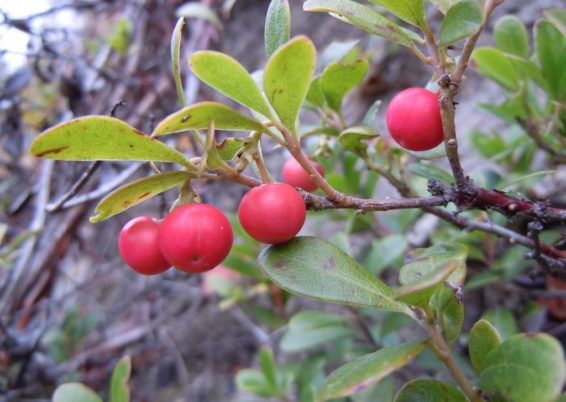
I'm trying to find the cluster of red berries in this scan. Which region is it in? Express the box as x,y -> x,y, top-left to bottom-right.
119,86 -> 441,275
118,157 -> 325,275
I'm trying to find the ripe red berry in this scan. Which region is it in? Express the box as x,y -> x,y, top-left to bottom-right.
282,157 -> 325,192
119,216 -> 170,275
159,204 -> 233,273
238,183 -> 306,244
386,87 -> 444,151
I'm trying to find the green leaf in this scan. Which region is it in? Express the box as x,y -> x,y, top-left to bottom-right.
421,244 -> 467,344
108,18 -> 130,55
428,0 -> 457,14
189,51 -> 273,118
471,47 -> 520,91
364,235 -> 407,275
306,76 -> 327,108
215,137 -> 246,161
110,356 -> 131,402
53,383 -> 102,402
152,102 -> 267,135
265,0 -> 291,58
321,60 -> 369,112
258,237 -> 411,313
394,378 -> 467,402
281,311 -> 354,352
263,36 -> 316,131
316,341 -> 427,401
176,3 -> 222,29
171,17 -> 186,106
395,254 -> 460,309
535,19 -> 566,102
544,9 -> 566,36
352,376 -> 396,402
30,116 -> 190,167
259,348 -> 279,394
469,319 -> 502,375
479,333 -> 566,402
409,163 -> 453,185
368,0 -> 426,28
303,0 -> 418,50
494,16 -> 529,58
90,171 -> 192,223
481,308 -> 518,340
439,0 -> 483,46
236,369 -> 275,398
507,55 -> 549,90
339,126 -> 379,156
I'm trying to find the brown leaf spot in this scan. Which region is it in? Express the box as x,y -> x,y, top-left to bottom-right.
35,145 -> 69,157
181,114 -> 191,123
137,191 -> 151,199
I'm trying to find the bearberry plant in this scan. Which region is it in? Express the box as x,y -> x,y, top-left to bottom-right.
35,0 -> 566,401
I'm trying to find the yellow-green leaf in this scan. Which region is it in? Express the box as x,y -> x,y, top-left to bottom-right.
30,116 -> 190,167
152,102 -> 267,136
263,36 -> 316,131
317,341 -> 427,401
469,319 -> 502,375
110,356 -> 131,402
90,171 -> 192,222
304,0 -> 419,49
189,51 -> 273,118
368,0 -> 426,28
321,59 -> 369,112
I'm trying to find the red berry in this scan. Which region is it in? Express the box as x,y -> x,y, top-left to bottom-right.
119,216 -> 170,275
159,204 -> 233,273
386,87 -> 444,151
238,183 -> 306,244
282,157 -> 325,192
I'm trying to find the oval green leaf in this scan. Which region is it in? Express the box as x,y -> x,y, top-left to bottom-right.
263,36 -> 316,131
258,236 -> 411,313
535,19 -> 566,102
479,333 -> 566,402
321,59 -> 369,112
471,47 -> 520,91
189,51 -> 273,118
152,102 -> 267,135
394,378 -> 467,402
439,0 -> 483,47
494,16 -> 529,58
30,116 -> 190,167
304,0 -> 418,49
469,319 -> 502,375
317,341 -> 427,401
265,0 -> 291,58
90,171 -> 192,222
339,126 -> 379,156
367,0 -> 426,28
53,383 -> 102,402
110,356 -> 131,402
